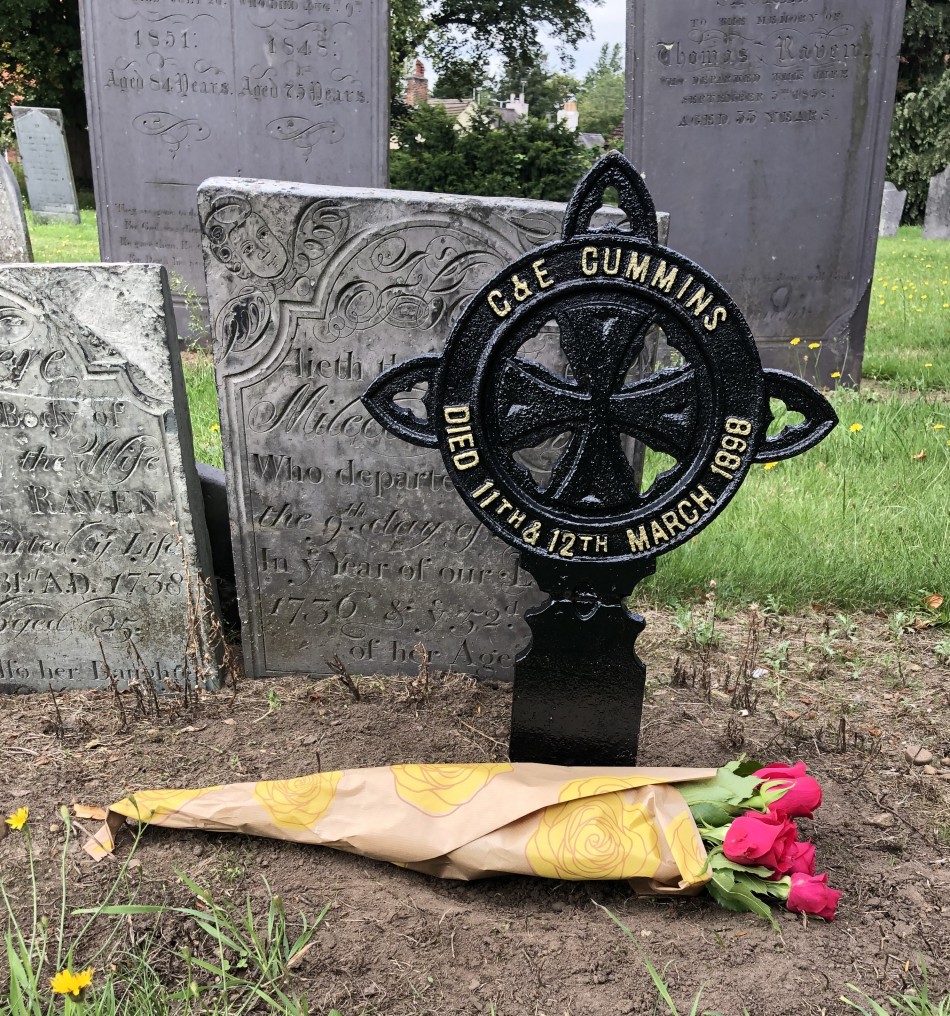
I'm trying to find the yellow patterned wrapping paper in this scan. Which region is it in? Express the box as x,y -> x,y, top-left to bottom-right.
84,764 -> 716,894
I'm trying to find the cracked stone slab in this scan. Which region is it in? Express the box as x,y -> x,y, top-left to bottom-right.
0,263 -> 220,691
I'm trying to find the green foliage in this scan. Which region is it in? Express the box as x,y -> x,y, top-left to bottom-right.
0,0 -> 85,144
576,44 -> 624,138
496,55 -> 580,122
391,0 -> 595,95
888,1 -> 950,222
390,103 -> 593,201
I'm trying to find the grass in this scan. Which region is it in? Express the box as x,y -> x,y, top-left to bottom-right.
24,188 -> 100,263
1,811 -> 326,1015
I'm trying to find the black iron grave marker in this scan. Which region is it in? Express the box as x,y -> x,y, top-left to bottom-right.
363,153 -> 837,766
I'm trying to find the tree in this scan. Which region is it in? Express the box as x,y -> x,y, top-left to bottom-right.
0,0 -> 84,143
886,0 -> 950,221
391,0 -> 597,95
576,43 -> 624,138
390,103 -> 594,202
496,55 -> 579,122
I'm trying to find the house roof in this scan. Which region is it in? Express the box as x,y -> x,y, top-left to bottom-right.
428,98 -> 475,119
577,132 -> 606,149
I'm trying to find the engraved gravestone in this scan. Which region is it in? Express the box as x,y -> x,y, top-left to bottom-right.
11,108 -> 81,225
0,264 -> 219,692
922,166 -> 950,241
364,152 -> 838,764
0,159 -> 32,263
199,177 -> 666,681
78,0 -> 388,339
878,182 -> 906,238
626,0 -> 906,387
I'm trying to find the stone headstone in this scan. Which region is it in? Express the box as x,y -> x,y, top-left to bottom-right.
11,107 -> 81,225
77,0 -> 388,341
878,182 -> 906,237
0,263 -> 220,692
922,166 -> 950,241
199,177 -> 667,681
0,159 -> 32,263
626,1 -> 907,386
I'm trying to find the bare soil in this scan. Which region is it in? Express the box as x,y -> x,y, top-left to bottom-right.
2,605 -> 949,1015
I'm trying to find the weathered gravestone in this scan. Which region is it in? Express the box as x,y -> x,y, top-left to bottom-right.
626,0 -> 907,387
923,167 -> 950,241
11,107 -> 81,225
365,153 -> 838,764
0,159 -> 32,263
78,0 -> 388,339
200,176 -> 667,681
878,182 -> 906,238
0,264 -> 220,693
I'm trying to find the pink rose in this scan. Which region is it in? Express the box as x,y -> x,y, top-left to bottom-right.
771,839 -> 816,878
723,811 -> 798,871
786,872 -> 841,920
755,761 -> 823,819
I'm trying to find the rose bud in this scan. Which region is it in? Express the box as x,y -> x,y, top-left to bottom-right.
771,839 -> 816,879
786,872 -> 841,921
723,810 -> 798,872
755,761 -> 823,819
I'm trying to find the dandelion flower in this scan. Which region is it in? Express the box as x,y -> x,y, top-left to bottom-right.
50,968 -> 94,996
925,363 -> 934,368
849,423 -> 863,433
831,371 -> 841,379
934,424 -> 946,431
790,337 -> 801,346
763,462 -> 778,471
5,807 -> 28,830
210,423 -> 220,432
808,342 -> 820,349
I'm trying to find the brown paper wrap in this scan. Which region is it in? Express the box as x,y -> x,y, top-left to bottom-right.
85,764 -> 717,894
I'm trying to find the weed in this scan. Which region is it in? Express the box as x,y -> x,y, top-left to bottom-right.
841,960 -> 950,1015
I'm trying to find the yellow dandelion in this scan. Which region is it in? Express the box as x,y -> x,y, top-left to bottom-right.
808,342 -> 820,349
763,462 -> 778,471
5,806 -> 28,830
922,294 -> 928,300
50,967 -> 94,996
943,303 -> 949,309
789,337 -> 801,346
925,363 -> 934,368
210,423 -> 220,432
831,371 -> 841,379
849,423 -> 863,433
934,424 -> 946,431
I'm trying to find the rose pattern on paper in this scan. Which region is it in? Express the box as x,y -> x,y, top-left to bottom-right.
665,809 -> 709,885
525,792 -> 661,881
555,774 -> 657,804
121,787 -> 216,823
391,763 -> 512,816
253,771 -> 342,830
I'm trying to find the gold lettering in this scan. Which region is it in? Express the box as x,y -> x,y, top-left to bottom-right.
595,535 -> 608,553
686,286 -> 715,316
624,252 -> 651,282
447,432 -> 475,452
651,260 -> 679,293
581,247 -> 598,275
691,484 -> 716,512
511,274 -> 533,302
661,510 -> 687,535
559,531 -> 576,557
650,519 -> 671,544
532,259 -> 553,288
472,480 -> 494,499
627,526 -> 651,552
677,499 -> 699,524
508,509 -> 526,529
580,535 -> 593,551
488,290 -> 511,317
444,406 -> 471,424
522,521 -> 542,545
703,306 -> 728,332
479,489 -> 499,507
453,450 -> 480,471
676,274 -> 694,300
495,498 -> 513,515
602,248 -> 621,276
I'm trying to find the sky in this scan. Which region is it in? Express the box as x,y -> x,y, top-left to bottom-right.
558,2 -> 627,77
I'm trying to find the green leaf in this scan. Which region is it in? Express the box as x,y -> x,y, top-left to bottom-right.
708,852 -> 773,879
707,871 -> 778,927
678,760 -> 764,816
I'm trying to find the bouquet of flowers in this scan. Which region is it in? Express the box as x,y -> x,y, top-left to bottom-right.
679,759 -> 840,922
81,757 -> 839,923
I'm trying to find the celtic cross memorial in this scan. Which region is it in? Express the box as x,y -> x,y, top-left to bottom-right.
363,153 -> 837,766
